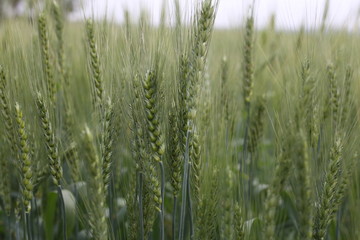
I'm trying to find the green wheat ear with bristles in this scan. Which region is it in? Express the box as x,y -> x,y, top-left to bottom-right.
0,65 -> 14,216
36,92 -> 62,186
15,103 -> 33,214
0,1 -> 359,239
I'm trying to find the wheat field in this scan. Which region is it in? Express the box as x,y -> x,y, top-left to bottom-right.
0,0 -> 360,239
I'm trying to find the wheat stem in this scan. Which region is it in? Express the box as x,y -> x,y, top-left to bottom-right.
138,172 -> 145,240
179,131 -> 190,240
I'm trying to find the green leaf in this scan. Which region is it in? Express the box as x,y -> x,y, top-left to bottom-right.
246,217 -> 262,239
44,191 -> 58,240
62,189 -> 76,236
280,191 -> 297,229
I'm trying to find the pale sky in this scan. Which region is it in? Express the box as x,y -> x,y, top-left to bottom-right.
72,0 -> 360,30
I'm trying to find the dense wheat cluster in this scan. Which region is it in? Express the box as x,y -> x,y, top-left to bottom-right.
0,0 -> 360,239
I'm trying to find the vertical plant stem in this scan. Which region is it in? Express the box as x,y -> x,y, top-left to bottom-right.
159,162 -> 165,240
179,131 -> 190,240
16,218 -> 21,240
30,201 -> 34,239
108,186 -> 115,240
25,213 -> 32,240
187,166 -> 194,240
74,184 -> 79,239
57,186 -> 67,240
172,196 -> 177,240
336,208 -> 342,240
33,197 -> 41,239
316,126 -> 323,167
109,177 -> 119,240
138,172 -> 145,240
242,103 -> 251,164
242,103 -> 251,212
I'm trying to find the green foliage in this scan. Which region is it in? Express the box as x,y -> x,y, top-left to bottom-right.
0,1 -> 359,240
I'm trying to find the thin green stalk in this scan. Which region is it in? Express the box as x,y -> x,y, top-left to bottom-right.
187,165 -> 194,240
22,206 -> 26,240
109,177 -> 118,240
138,172 -> 145,240
30,200 -> 35,240
74,184 -> 79,237
159,162 -> 165,240
321,0 -> 330,32
336,210 -> 341,239
15,211 -> 21,240
243,103 -> 251,203
25,213 -> 32,240
30,199 -> 36,238
172,196 -> 177,240
57,186 -> 67,240
179,131 -> 190,240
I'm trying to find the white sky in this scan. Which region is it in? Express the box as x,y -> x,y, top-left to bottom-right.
73,0 -> 360,30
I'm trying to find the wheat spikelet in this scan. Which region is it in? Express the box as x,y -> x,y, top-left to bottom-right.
312,136 -> 343,240
167,106 -> 182,197
36,92 -> 62,186
101,98 -> 114,193
141,70 -> 164,218
86,19 -> 103,109
243,15 -> 254,106
195,169 -> 219,240
125,174 -> 139,240
221,167 -> 234,239
190,130 -> 201,206
130,105 -> 157,236
0,65 -> 13,215
295,130 -> 312,239
178,54 -> 190,152
300,59 -> 319,147
0,151 -> 11,216
51,1 -> 66,83
142,70 -> 165,163
187,0 -> 217,121
340,66 -> 353,126
234,203 -> 245,240
83,126 -> 108,240
248,96 -> 266,153
327,64 -> 340,130
38,12 -> 56,104
14,103 -> 33,213
220,56 -> 230,122
63,107 -> 81,182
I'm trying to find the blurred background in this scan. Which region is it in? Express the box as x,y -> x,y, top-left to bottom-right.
1,0 -> 360,30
